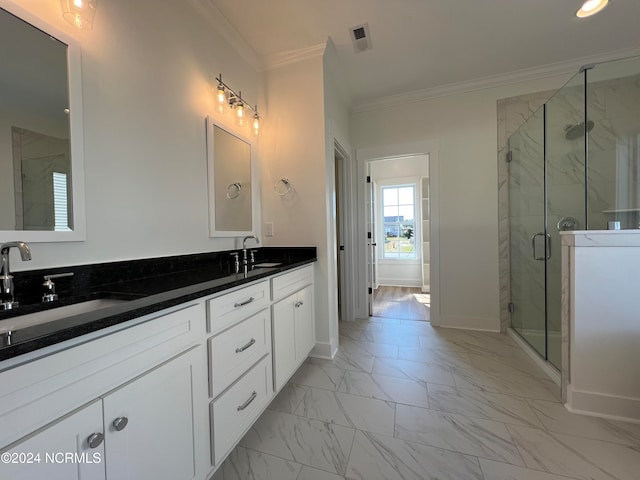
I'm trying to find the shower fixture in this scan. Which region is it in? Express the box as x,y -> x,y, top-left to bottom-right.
564,120 -> 594,140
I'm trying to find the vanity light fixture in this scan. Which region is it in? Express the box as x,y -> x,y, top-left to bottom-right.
214,74 -> 260,134
576,0 -> 608,18
60,0 -> 97,30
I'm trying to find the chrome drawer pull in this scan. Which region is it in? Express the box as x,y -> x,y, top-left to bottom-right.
236,338 -> 256,353
237,391 -> 258,411
234,297 -> 255,308
87,432 -> 104,449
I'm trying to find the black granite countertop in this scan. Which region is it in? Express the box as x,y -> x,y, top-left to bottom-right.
0,247 -> 316,361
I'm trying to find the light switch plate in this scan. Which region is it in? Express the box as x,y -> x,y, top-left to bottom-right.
264,222 -> 274,237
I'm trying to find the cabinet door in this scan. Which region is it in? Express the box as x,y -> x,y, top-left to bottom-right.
295,286 -> 315,362
103,348 -> 200,480
272,296 -> 297,392
0,401 -> 105,480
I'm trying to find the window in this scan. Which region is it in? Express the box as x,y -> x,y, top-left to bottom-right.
381,184 -> 416,259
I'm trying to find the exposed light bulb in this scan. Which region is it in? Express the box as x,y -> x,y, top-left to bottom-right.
576,0 -> 608,18
216,85 -> 225,104
253,113 -> 260,135
236,101 -> 244,119
61,0 -> 97,30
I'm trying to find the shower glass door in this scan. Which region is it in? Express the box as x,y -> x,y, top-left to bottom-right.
544,73 -> 586,369
509,107 -> 547,358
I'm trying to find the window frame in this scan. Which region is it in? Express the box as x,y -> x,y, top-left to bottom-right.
375,178 -> 421,263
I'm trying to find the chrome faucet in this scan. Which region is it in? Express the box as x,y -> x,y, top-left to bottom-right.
0,241 -> 32,310
242,236 -> 259,265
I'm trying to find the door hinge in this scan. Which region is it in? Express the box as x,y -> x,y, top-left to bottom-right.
366,175 -> 371,183
508,302 -> 515,314
368,287 -> 373,294
506,151 -> 513,163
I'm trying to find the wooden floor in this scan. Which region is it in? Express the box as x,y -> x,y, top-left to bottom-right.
372,286 -> 430,321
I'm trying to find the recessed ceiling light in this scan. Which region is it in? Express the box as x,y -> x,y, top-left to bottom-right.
576,0 -> 609,18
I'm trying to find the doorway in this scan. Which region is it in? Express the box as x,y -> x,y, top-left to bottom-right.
366,155 -> 430,321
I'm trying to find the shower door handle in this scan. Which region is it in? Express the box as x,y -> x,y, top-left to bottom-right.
531,233 -> 551,261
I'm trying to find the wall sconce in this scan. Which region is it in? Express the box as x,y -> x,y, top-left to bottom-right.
215,74 -> 260,135
60,0 -> 97,30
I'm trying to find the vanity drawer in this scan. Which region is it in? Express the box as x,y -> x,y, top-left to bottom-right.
271,264 -> 314,302
208,309 -> 271,397
207,281 -> 269,333
211,355 -> 272,465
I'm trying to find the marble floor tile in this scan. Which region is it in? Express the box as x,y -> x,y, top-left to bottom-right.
398,346 -> 474,369
417,333 -> 473,353
268,382 -> 308,414
211,446 -> 302,480
371,357 -> 456,386
394,404 -> 525,466
360,331 -> 422,347
294,387 -> 395,436
379,322 -> 433,336
338,336 -> 399,359
331,350 -> 375,373
338,370 -> 429,408
427,384 -> 543,428
338,321 -> 383,333
240,410 -> 356,476
451,367 -> 560,402
296,465 -> 345,480
527,399 -> 640,446
478,458 -> 581,480
290,361 -> 345,391
346,430 -> 484,480
464,352 -> 548,379
507,424 -> 640,480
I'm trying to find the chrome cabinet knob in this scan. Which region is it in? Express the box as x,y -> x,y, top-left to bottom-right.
87,432 -> 104,449
113,416 -> 129,431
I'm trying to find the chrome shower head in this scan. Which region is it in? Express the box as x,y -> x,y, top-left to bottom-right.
564,120 -> 594,140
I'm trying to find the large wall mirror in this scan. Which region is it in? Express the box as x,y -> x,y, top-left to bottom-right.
0,1 -> 86,242
206,116 -> 256,237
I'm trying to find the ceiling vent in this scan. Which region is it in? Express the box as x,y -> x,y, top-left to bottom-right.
350,23 -> 372,53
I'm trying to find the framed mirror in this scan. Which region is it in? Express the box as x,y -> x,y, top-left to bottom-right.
0,1 -> 86,242
206,116 -> 256,237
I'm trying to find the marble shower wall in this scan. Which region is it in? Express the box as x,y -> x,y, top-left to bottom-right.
587,73 -> 640,230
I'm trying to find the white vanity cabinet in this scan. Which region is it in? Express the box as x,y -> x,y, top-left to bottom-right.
271,265 -> 315,392
206,281 -> 274,467
0,304 -> 209,480
1,401 -> 105,480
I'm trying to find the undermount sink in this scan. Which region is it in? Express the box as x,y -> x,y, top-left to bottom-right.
0,298 -> 130,334
253,262 -> 282,268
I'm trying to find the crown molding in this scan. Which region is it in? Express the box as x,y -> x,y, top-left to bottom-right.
352,46 -> 640,113
188,0 -> 262,71
261,43 -> 327,71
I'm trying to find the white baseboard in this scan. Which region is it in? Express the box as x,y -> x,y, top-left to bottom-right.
310,341 -> 336,360
566,385 -> 640,423
508,328 -> 561,386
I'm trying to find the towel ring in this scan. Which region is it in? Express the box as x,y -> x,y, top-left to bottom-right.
274,178 -> 292,196
226,182 -> 242,199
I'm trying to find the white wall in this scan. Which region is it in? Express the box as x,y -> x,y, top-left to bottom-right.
260,53 -> 337,356
351,75 -> 572,331
6,0 -> 262,270
370,156 -> 428,287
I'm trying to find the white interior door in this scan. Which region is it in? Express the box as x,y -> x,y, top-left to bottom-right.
366,163 -> 377,315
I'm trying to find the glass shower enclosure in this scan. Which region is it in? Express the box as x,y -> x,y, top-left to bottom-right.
508,56 -> 640,370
